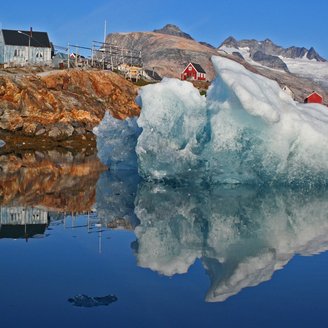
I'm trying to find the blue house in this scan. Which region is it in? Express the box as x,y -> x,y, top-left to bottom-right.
0,28 -> 52,67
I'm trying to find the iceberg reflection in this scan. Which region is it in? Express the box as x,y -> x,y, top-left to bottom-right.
132,182 -> 328,302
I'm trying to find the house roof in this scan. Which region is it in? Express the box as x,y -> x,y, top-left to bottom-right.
1,29 -> 51,48
305,91 -> 323,99
191,62 -> 206,73
144,69 -> 162,81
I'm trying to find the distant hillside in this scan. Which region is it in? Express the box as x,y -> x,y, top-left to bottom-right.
106,28 -> 218,80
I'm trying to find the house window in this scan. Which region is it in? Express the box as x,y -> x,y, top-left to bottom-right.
36,52 -> 43,58
188,66 -> 192,71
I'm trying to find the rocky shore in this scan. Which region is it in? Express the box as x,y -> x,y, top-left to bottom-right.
0,68 -> 140,149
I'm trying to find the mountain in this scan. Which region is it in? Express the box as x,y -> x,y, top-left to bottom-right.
153,24 -> 194,40
106,28 -> 218,80
219,36 -> 328,88
219,36 -> 326,62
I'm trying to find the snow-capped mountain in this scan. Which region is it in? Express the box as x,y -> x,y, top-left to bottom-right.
219,36 -> 328,87
219,36 -> 326,62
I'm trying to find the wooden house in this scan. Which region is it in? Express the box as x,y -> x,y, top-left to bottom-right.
0,28 -> 52,67
181,62 -> 206,81
304,91 -> 323,104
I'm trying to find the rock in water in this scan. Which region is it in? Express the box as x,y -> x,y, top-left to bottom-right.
68,294 -> 118,307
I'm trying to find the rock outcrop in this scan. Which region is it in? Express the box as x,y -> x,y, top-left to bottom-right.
0,69 -> 140,141
153,24 -> 194,40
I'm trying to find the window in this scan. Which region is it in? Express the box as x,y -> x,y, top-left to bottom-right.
36,51 -> 43,58
188,66 -> 192,71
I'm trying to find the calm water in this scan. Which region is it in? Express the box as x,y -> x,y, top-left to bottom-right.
1,150 -> 328,328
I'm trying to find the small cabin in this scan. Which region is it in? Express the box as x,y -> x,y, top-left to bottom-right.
181,62 -> 206,81
0,28 -> 52,67
304,91 -> 323,104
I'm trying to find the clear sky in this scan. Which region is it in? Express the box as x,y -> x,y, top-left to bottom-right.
1,0 -> 328,58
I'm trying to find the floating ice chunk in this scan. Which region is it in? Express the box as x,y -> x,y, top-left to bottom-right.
93,112 -> 141,170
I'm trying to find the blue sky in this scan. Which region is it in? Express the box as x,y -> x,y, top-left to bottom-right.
1,0 -> 328,57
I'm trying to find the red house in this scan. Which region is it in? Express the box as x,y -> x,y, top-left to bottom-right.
181,62 -> 206,81
304,91 -> 323,104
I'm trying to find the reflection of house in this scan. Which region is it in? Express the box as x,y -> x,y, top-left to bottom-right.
0,207 -> 49,239
304,91 -> 323,104
0,28 -> 52,67
181,62 -> 206,81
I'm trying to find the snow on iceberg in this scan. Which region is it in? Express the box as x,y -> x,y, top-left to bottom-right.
136,56 -> 328,185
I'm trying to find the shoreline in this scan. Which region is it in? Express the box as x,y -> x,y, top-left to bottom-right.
0,130 -> 97,155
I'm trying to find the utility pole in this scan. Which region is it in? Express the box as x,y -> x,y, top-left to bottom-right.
67,43 -> 70,69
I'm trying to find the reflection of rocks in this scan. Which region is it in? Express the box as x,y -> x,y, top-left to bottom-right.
133,183 -> 328,302
0,150 -> 106,212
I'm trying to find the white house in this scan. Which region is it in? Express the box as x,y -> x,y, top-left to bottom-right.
0,28 -> 52,67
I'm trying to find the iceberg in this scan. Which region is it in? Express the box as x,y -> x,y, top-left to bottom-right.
94,112 -> 141,170
136,56 -> 328,186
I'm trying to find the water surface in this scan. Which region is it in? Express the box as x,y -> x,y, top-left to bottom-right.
0,150 -> 327,327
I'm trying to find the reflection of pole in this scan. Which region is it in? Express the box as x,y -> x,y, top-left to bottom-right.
98,229 -> 102,254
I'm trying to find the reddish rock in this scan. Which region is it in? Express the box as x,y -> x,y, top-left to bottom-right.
0,69 -> 140,141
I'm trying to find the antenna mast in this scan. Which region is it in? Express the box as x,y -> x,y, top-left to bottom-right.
104,20 -> 107,43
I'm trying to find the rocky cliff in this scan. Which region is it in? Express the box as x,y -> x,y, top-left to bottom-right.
0,68 -> 140,143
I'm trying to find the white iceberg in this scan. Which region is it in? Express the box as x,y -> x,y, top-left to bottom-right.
136,56 -> 328,185
93,112 -> 141,170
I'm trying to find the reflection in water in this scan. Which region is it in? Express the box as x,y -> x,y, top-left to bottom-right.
96,169 -> 140,229
0,206 -> 49,240
133,182 -> 328,302
0,149 -> 106,212
0,149 -> 106,240
1,150 -> 328,304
